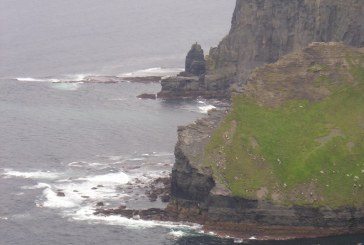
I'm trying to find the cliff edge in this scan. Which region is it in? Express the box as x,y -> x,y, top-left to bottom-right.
159,0 -> 364,99
168,42 -> 364,238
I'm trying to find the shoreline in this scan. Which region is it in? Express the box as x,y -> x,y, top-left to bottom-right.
94,204 -> 364,241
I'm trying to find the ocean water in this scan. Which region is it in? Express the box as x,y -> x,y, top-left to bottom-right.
0,1 -> 363,244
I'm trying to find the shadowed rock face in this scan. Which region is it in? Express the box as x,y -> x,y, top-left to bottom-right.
185,43 -> 206,76
159,0 -> 364,99
207,0 -> 364,84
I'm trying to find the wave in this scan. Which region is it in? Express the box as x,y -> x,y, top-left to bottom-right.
198,105 -> 216,114
68,161 -> 104,168
16,77 -> 60,83
121,67 -> 183,78
181,100 -> 217,114
77,172 -> 129,185
3,152 -> 180,229
64,73 -> 90,82
14,67 -> 181,87
21,183 -> 51,190
50,82 -> 83,91
2,169 -> 60,180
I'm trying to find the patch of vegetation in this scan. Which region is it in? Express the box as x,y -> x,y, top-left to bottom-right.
307,63 -> 329,73
204,55 -> 364,208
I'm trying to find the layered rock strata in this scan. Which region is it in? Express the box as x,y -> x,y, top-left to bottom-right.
167,42 -> 364,238
159,0 -> 364,99
208,0 -> 364,84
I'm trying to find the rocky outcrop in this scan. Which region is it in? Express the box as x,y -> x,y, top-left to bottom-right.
157,75 -> 231,99
167,42 -> 364,238
185,43 -> 206,76
159,0 -> 363,99
207,0 -> 364,85
168,111 -> 364,238
157,43 -> 232,99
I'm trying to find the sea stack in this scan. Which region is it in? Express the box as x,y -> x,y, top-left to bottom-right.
185,43 -> 206,76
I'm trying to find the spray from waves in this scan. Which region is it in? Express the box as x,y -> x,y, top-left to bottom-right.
73,206 -> 202,230
180,99 -> 217,114
0,152 -> 201,233
16,73 -> 90,83
198,105 -> 216,114
16,77 -> 61,83
50,82 -> 83,91
15,74 -> 88,91
2,169 -> 60,180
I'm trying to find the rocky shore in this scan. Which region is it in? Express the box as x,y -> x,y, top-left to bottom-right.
157,44 -> 232,100
96,0 -> 364,240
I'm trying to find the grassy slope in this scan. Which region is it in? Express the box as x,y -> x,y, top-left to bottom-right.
204,50 -> 364,208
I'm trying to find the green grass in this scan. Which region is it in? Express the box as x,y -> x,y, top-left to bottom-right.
204,57 -> 364,208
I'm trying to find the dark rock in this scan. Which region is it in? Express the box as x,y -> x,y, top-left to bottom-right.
96,202 -> 104,207
160,194 -> 170,203
95,207 -> 170,221
207,0 -> 364,84
145,176 -> 171,202
148,193 -> 158,202
137,93 -> 157,99
157,75 -> 231,99
121,76 -> 161,83
57,191 -> 65,197
185,43 -> 206,76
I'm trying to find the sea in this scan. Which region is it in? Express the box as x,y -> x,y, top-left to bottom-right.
0,1 -> 363,244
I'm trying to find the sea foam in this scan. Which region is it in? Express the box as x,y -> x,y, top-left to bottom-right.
2,169 -> 60,180
16,77 -> 60,83
198,105 -> 216,114
121,67 -> 183,78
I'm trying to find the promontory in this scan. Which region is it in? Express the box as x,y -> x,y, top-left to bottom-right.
163,0 -> 364,239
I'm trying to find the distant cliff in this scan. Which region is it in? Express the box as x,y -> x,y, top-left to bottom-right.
159,0 -> 364,99
208,0 -> 364,84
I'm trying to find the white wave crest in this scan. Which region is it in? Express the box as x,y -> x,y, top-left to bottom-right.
21,183 -> 51,190
16,77 -> 60,83
2,169 -> 60,180
73,206 -> 201,230
198,105 -> 216,114
42,188 -> 83,208
168,230 -> 187,238
121,67 -> 183,78
77,172 -> 129,185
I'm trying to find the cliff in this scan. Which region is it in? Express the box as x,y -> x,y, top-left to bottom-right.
168,42 -> 364,238
159,0 -> 364,99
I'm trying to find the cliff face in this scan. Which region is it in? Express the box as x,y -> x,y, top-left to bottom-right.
166,0 -> 364,238
159,0 -> 363,99
168,42 -> 364,238
207,0 -> 364,85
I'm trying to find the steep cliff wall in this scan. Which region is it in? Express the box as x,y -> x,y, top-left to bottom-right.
207,0 -> 364,86
168,42 -> 364,238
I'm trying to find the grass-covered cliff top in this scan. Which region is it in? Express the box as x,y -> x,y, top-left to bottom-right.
204,43 -> 364,208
